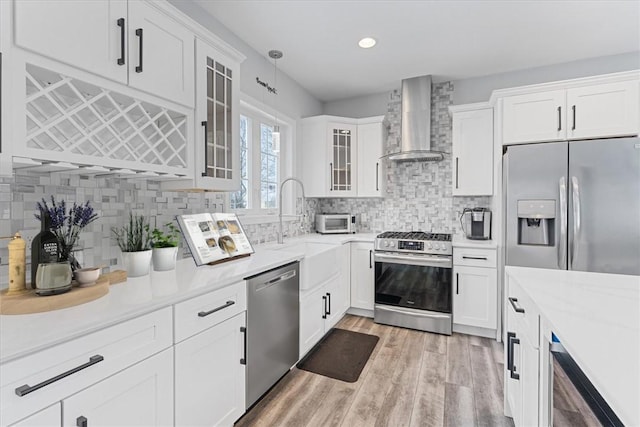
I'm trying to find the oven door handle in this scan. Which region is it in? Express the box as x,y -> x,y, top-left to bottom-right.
374,252 -> 452,268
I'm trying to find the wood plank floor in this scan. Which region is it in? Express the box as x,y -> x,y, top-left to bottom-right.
235,315 -> 514,427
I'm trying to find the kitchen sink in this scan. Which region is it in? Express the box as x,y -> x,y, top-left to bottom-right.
271,242 -> 340,290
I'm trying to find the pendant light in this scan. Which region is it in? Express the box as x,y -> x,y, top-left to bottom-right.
268,49 -> 283,153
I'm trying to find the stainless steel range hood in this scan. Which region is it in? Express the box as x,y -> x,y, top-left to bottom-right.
384,75 -> 445,162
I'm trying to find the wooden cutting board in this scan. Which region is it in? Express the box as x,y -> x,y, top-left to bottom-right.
0,270 -> 126,315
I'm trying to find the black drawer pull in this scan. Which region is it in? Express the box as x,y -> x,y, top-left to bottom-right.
240,326 -> 247,365
322,295 -> 327,319
201,120 -> 208,177
15,355 -> 104,397
462,256 -> 488,260
198,300 -> 235,317
117,18 -> 125,66
508,297 -> 525,314
135,28 -> 143,73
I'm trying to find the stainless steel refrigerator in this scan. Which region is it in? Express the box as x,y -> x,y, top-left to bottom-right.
504,137 -> 640,275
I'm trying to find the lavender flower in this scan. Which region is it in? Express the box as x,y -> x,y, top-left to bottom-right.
35,196 -> 99,269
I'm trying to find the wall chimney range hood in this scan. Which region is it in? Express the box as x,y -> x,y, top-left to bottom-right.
383,75 -> 445,162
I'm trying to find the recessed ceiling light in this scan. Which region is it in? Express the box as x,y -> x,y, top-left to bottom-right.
358,37 -> 376,49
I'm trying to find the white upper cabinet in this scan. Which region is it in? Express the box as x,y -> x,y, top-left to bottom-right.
301,115 -> 386,198
566,81 -> 639,140
503,90 -> 566,144
127,1 -> 194,107
502,79 -> 639,144
13,0 -> 128,84
163,39 -> 241,191
357,118 -> 387,197
451,107 -> 493,196
14,0 -> 194,107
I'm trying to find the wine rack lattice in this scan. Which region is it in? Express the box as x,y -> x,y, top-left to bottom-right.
25,64 -> 188,169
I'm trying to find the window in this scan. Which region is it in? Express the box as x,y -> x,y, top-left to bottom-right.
231,103 -> 289,214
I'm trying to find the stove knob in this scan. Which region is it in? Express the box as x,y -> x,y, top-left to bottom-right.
384,241 -> 389,247
389,241 -> 395,247
427,243 -> 433,249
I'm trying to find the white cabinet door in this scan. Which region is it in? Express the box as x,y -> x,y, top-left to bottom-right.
357,121 -> 385,197
175,312 -> 246,427
520,331 -> 539,427
14,0 -> 128,84
324,272 -> 348,330
127,1 -> 194,107
350,242 -> 375,311
567,81 -> 639,140
452,108 -> 494,196
503,90 -> 566,144
299,285 -> 327,357
62,348 -> 173,427
301,118 -> 330,197
9,404 -> 60,427
453,265 -> 497,330
328,122 -> 358,197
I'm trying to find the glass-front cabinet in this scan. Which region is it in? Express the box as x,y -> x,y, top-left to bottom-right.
194,39 -> 240,191
328,122 -> 357,196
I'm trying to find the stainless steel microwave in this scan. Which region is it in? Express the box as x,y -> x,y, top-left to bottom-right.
315,214 -> 356,234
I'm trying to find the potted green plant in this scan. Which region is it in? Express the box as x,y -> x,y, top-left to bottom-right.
111,213 -> 152,277
151,222 -> 180,271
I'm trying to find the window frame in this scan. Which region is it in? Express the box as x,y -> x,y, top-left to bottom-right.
228,95 -> 296,219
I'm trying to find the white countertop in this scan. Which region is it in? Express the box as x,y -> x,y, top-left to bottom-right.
453,236 -> 497,249
505,266 -> 640,426
0,233 -> 375,364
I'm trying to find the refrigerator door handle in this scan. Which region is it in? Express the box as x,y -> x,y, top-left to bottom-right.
558,176 -> 568,269
570,176 -> 581,269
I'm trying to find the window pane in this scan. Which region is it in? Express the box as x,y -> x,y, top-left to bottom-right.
260,124 -> 272,153
231,115 -> 250,209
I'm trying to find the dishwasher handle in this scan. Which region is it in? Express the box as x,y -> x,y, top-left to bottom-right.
255,269 -> 296,292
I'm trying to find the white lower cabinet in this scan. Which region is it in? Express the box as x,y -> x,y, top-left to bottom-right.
505,278 -> 540,427
9,404 -> 60,427
299,270 -> 349,357
453,265 -> 497,329
63,349 -> 173,427
350,242 -> 375,311
175,312 -> 246,427
452,247 -> 497,332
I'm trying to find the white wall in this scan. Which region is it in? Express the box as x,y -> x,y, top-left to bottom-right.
168,0 -> 323,120
452,51 -> 640,104
322,91 -> 389,118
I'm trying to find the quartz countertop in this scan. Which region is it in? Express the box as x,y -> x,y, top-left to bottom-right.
452,236 -> 497,249
0,233 -> 375,364
505,266 -> 640,426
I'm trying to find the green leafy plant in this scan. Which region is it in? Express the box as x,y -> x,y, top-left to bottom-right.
111,213 -> 152,252
151,222 -> 180,248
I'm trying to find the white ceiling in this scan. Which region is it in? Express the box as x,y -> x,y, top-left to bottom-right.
195,0 -> 640,102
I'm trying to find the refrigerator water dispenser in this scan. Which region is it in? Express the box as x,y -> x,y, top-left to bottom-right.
517,200 -> 555,246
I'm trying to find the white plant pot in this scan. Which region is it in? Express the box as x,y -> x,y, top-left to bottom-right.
152,246 -> 178,271
121,250 -> 152,277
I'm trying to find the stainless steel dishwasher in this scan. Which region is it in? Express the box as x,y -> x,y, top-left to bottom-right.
245,261 -> 299,409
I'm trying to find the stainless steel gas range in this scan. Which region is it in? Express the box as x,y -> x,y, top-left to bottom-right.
374,231 -> 453,335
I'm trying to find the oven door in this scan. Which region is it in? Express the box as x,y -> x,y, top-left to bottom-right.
374,252 -> 452,313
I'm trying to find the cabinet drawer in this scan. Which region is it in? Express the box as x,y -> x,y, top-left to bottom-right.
507,279 -> 539,348
0,307 -> 172,426
453,248 -> 497,267
174,281 -> 247,343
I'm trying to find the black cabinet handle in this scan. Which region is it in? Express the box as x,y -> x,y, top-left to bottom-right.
201,121 -> 208,177
510,336 -> 521,380
322,295 -> 327,319
240,326 -> 247,365
456,273 -> 459,294
507,332 -> 515,372
135,28 -> 143,73
462,256 -> 487,260
369,250 -> 373,269
329,163 -> 333,190
117,18 -> 125,66
508,297 -> 525,314
375,162 -> 379,191
198,300 -> 235,317
571,105 -> 576,130
77,416 -> 88,427
15,355 -> 104,397
326,292 -> 331,315
557,106 -> 562,131
455,157 -> 459,189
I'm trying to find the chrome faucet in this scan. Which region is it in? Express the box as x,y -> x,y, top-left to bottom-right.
278,177 -> 306,244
